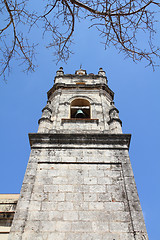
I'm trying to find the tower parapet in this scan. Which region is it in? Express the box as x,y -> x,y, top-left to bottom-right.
54,67 -> 108,85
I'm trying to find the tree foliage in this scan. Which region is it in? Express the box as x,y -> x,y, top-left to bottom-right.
0,0 -> 160,79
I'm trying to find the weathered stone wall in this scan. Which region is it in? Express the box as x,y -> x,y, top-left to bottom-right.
8,69 -> 148,239
9,134 -> 148,240
38,69 -> 118,134
39,88 -> 112,134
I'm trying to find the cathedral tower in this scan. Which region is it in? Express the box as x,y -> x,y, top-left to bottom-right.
9,68 -> 148,240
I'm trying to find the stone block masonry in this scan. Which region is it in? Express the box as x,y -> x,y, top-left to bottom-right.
8,69 -> 148,240
8,134 -> 148,240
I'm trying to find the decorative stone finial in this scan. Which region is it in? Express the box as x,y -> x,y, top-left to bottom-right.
98,67 -> 106,76
75,69 -> 87,75
56,67 -> 64,76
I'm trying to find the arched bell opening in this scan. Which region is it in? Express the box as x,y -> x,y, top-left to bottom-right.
70,99 -> 91,119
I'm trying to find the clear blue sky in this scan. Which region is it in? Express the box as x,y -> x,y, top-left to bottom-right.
0,8 -> 160,240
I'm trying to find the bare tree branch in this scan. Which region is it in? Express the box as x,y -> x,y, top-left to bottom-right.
0,0 -> 160,80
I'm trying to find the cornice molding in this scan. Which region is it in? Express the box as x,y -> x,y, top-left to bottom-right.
55,74 -> 107,81
29,133 -> 131,149
47,83 -> 114,100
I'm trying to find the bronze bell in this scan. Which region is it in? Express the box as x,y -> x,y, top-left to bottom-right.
75,109 -> 86,118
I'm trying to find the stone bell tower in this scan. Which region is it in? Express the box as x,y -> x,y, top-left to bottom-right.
9,68 -> 148,240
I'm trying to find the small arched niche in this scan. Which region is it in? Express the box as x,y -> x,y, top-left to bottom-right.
70,99 -> 91,119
